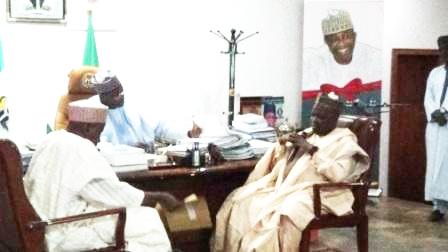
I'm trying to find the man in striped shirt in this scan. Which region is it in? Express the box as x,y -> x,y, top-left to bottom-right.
24,98 -> 180,252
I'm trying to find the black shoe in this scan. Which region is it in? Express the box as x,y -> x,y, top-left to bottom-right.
428,210 -> 445,222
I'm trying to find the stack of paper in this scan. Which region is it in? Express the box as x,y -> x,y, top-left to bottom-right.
232,113 -> 277,142
212,133 -> 255,160
99,144 -> 149,172
248,139 -> 275,156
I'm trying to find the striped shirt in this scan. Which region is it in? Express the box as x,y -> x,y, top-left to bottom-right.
80,178 -> 144,208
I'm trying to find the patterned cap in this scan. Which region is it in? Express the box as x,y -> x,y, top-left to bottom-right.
438,35 -> 448,50
315,92 -> 343,113
68,98 -> 107,123
90,70 -> 122,94
321,9 -> 353,35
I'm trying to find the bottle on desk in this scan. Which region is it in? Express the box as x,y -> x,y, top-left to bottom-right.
192,142 -> 201,167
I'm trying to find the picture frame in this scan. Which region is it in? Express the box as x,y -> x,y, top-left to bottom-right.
7,0 -> 66,23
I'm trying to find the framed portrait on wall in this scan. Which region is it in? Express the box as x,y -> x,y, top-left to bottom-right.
7,0 -> 66,23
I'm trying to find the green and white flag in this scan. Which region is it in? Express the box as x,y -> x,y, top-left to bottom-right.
83,11 -> 99,66
0,96 -> 9,130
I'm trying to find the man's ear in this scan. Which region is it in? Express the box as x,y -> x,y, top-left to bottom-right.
80,123 -> 90,135
324,35 -> 331,46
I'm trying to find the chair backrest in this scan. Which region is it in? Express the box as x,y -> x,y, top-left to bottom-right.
337,114 -> 382,181
0,139 -> 45,252
54,66 -> 97,130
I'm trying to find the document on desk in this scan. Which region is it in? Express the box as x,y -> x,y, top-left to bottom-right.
99,144 -> 153,172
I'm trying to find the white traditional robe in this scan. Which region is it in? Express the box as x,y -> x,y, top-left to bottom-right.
212,127 -> 369,252
102,104 -> 193,146
86,95 -> 191,146
424,65 -> 448,202
23,130 -> 171,252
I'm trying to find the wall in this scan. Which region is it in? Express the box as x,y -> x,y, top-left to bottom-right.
380,0 -> 448,194
0,0 -> 302,145
2,0 -> 448,195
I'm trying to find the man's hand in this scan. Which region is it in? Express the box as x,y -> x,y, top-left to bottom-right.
207,143 -> 224,165
286,133 -> 318,162
142,192 -> 182,211
136,142 -> 155,153
287,133 -> 314,152
157,192 -> 183,211
431,109 -> 447,126
188,123 -> 202,138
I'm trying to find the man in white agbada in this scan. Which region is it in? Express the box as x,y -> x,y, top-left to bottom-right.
23,98 -> 181,252
88,71 -> 202,153
211,92 -> 370,251
424,35 -> 448,222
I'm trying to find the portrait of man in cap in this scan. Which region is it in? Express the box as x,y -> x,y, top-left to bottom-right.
263,102 -> 277,127
301,5 -> 383,128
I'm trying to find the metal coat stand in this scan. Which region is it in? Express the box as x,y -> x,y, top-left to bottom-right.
211,29 -> 258,126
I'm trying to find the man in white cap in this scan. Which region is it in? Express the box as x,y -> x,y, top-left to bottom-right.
212,92 -> 370,251
89,70 -> 202,152
424,34 -> 448,222
23,98 -> 181,252
302,9 -> 382,127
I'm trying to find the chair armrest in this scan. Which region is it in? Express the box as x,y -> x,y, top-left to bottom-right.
28,207 -> 127,250
312,182 -> 367,218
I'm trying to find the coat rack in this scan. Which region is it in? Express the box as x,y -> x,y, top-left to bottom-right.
211,29 -> 258,126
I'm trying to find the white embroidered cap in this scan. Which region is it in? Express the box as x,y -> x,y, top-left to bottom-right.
321,9 -> 353,35
68,98 -> 108,123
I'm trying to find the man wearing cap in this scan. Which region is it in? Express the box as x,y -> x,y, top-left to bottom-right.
89,71 -> 202,152
23,99 -> 181,251
302,9 -> 382,127
212,92 -> 370,251
424,35 -> 448,222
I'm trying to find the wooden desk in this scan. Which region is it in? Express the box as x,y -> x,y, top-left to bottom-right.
117,159 -> 258,252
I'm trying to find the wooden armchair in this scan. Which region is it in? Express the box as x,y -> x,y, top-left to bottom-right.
0,139 -> 127,252
299,115 -> 381,252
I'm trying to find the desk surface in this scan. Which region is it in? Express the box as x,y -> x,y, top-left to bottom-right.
117,159 -> 258,182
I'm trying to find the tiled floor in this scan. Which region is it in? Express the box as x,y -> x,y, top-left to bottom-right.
311,197 -> 448,252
